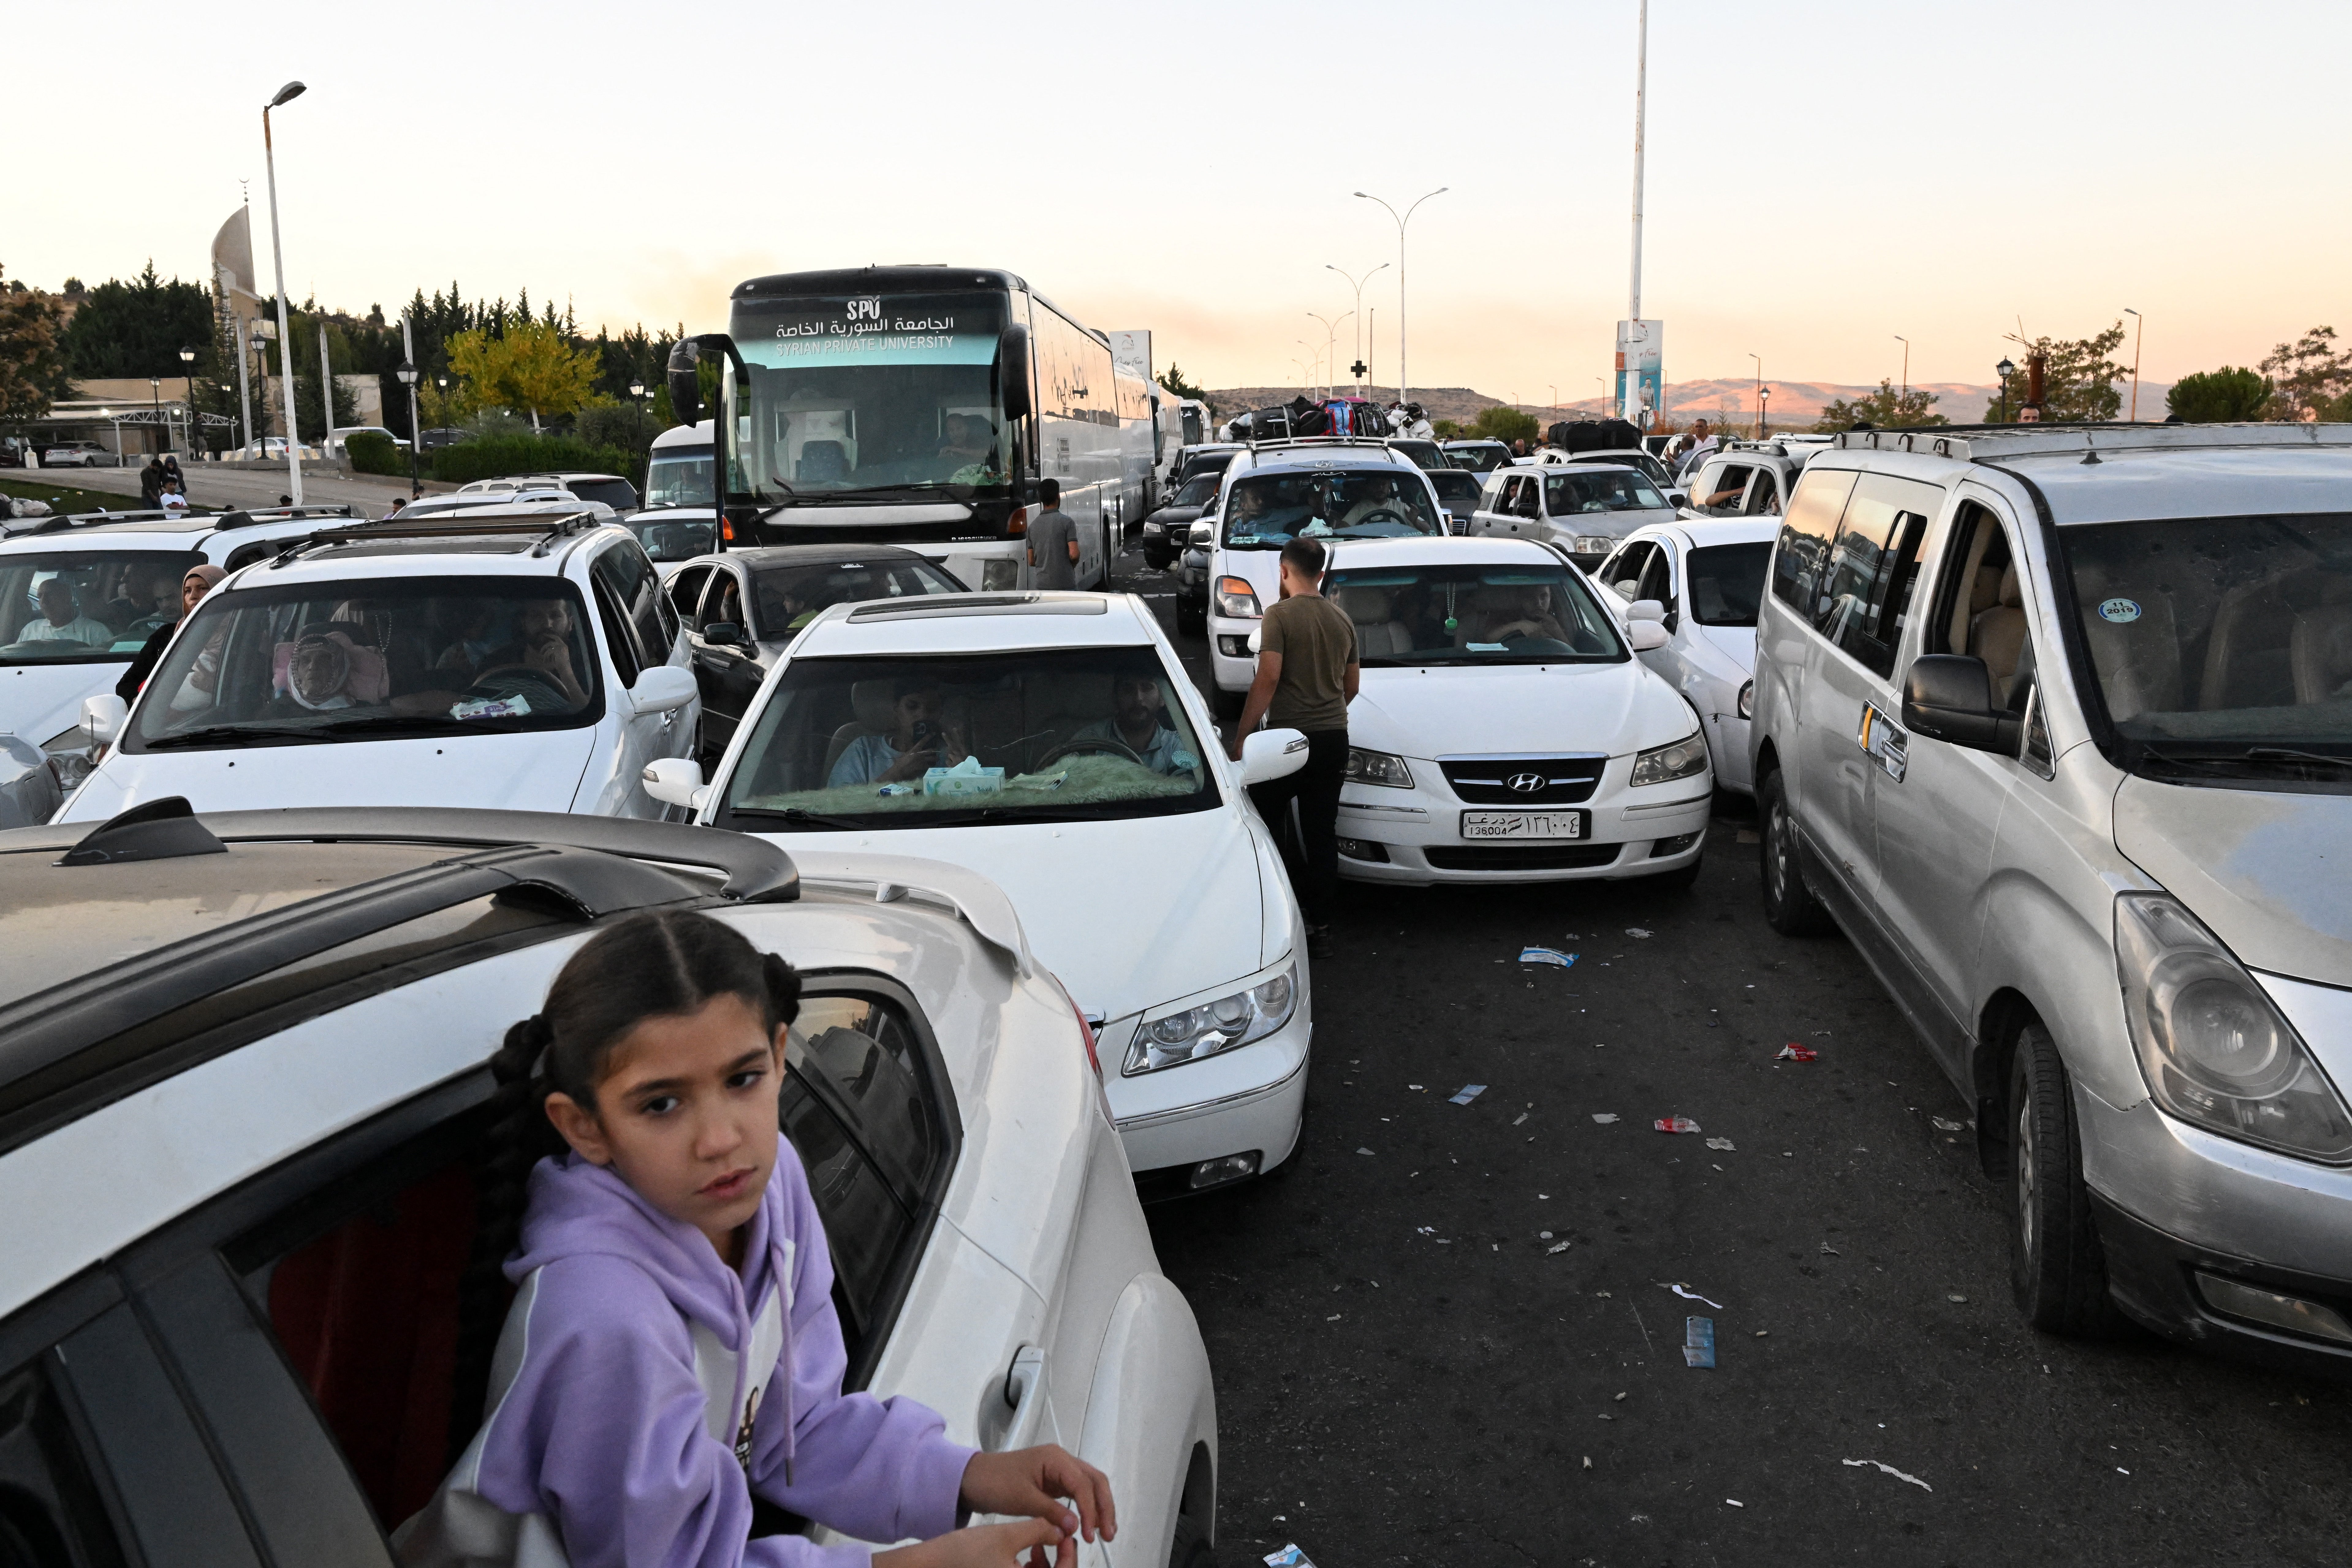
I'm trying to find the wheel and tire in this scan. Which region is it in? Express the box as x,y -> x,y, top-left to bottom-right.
1757,768 -> 1836,936
1168,1514 -> 1216,1568
2008,1022 -> 2118,1335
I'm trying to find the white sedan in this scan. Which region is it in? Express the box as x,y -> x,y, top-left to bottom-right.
1594,517 -> 1778,794
1320,535 -> 1713,887
646,590 -> 1318,1200
0,804 -> 1218,1568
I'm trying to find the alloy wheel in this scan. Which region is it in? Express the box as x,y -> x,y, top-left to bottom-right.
2015,1090 -> 2038,1263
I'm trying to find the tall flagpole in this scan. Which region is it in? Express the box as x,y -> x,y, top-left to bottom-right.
1625,0 -> 1648,422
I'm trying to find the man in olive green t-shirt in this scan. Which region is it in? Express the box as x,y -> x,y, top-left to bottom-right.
1228,536 -> 1357,957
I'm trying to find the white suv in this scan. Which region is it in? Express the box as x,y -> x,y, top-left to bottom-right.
60,510 -> 699,822
1751,421 -> 2352,1373
0,804 -> 1219,1568
1204,439 -> 1450,706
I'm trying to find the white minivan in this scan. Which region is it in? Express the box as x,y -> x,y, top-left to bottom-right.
647,589 -> 1319,1199
58,510 -> 701,822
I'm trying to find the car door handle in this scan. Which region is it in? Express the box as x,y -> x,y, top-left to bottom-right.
990,1343 -> 1048,1453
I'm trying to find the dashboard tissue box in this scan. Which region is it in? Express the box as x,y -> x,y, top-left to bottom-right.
924,756 -> 1004,796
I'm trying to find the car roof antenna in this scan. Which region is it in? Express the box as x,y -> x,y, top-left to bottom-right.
59,796 -> 228,867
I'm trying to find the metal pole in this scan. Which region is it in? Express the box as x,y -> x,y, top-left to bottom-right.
230,293 -> 253,460
1749,354 -> 1761,437
318,322 -> 335,446
262,85 -> 307,504
1325,264 -> 1387,400
1626,0 -> 1648,420
2124,308 -> 2142,420
1355,188 -> 1447,408
1895,335 -> 1909,401
402,313 -> 423,499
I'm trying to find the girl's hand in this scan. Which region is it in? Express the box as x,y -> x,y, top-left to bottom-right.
875,1518 -> 1069,1568
960,1445 -> 1117,1544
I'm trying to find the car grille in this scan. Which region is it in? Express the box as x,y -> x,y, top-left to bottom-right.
1425,843 -> 1624,871
1440,756 -> 1606,805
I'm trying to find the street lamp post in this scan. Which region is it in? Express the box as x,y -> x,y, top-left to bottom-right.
148,377 -> 162,460
1307,312 -> 1351,400
1758,385 -> 1772,440
179,348 -> 197,457
629,378 -> 647,422
262,79 -> 308,505
1324,263 -> 1388,399
2123,308 -> 2143,420
220,383 -> 238,453
1354,187 -> 1447,408
395,362 -> 422,499
1997,357 -> 2015,424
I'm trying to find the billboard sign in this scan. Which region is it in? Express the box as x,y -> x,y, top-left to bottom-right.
1614,319 -> 1663,427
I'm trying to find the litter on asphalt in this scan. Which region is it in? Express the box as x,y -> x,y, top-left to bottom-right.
1592,1113 -> 1620,1124
1626,927 -> 1653,938
1670,1283 -> 1726,1308
1705,1137 -> 1736,1152
1547,1241 -> 1572,1255
1356,1147 -> 1375,1156
1843,1458 -> 1932,1493
1264,1547 -> 1317,1568
1512,1111 -> 1529,1126
1519,946 -> 1577,967
1655,1116 -> 1702,1134
1931,1115 -> 1968,1132
1450,1084 -> 1487,1105
1775,1043 -> 1818,1062
1683,1316 -> 1716,1369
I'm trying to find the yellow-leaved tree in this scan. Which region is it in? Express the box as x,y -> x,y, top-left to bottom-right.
446,321 -> 601,432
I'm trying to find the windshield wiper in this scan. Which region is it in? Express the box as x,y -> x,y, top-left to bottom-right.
143,724 -> 342,749
2133,743 -> 2352,776
728,806 -> 882,830
2242,746 -> 2352,771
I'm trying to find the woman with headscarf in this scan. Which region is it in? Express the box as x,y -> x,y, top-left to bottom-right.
116,564 -> 227,704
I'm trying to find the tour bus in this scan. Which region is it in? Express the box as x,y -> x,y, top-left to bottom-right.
669,266 -> 1157,590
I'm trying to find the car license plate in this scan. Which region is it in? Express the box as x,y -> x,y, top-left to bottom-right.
1460,810 -> 1586,840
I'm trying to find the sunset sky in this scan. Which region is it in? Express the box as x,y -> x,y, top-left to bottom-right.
14,0 -> 2347,401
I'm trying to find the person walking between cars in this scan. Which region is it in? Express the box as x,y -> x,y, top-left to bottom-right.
1027,478 -> 1079,589
1228,536 -> 1357,960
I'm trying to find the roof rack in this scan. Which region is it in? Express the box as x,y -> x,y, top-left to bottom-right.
1243,435 -> 1414,457
270,508 -> 607,565
0,803 -> 799,1144
1829,421 -> 2352,463
15,507 -> 205,535
211,503 -> 357,532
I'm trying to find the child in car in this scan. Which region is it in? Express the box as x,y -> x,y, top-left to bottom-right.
398,909 -> 1112,1568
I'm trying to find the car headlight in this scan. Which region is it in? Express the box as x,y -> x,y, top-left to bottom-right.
981,559 -> 1019,590
2115,893 -> 2352,1161
1572,534 -> 1617,555
1125,961 -> 1299,1075
41,724 -> 96,789
1629,730 -> 1708,787
1344,747 -> 1413,788
1737,679 -> 1754,720
1216,576 -> 1261,618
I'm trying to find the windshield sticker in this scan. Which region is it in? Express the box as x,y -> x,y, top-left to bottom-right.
451,694 -> 531,721
2097,597 -> 2143,624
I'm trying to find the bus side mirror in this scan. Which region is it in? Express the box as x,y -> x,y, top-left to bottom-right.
1000,325 -> 1032,420
667,337 -> 703,427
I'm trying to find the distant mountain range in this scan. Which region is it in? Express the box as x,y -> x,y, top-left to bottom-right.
1203,377 -> 2174,428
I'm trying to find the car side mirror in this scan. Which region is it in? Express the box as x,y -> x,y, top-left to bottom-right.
640,756 -> 709,811
666,337 -> 704,426
701,621 -> 745,646
1626,598 -> 1666,623
1626,621 -> 1670,652
82,693 -> 128,745
999,325 -> 1032,420
1239,727 -> 1311,787
1902,655 -> 2022,754
627,663 -> 699,716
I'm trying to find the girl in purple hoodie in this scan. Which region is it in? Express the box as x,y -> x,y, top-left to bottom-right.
397,910 -> 1115,1568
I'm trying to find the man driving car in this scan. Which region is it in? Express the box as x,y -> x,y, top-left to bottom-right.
1068,672 -> 1198,775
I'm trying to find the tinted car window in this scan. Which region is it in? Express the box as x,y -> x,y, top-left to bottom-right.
0,1353 -> 130,1568
1770,469 -> 1858,615
563,478 -> 638,511
1172,474 -> 1220,507
751,558 -> 962,638
1816,473 -> 1938,675
1687,541 -> 1774,626
0,550 -> 201,664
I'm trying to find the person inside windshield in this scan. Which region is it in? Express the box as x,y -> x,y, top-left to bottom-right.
1461,585 -> 1571,647
276,627 -> 390,711
1226,483 -> 1274,539
431,599 -> 505,685
393,599 -> 588,714
105,563 -> 177,633
828,679 -> 970,786
474,599 -> 590,708
1068,673 -> 1197,775
1340,475 -> 1404,528
118,564 -> 225,703
18,576 -> 113,645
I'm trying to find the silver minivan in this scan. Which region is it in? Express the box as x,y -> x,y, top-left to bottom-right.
1749,422 -> 2352,1374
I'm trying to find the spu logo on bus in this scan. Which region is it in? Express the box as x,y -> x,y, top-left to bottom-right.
847,297 -> 883,322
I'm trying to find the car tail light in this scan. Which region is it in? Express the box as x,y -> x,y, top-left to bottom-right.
1054,986 -> 1102,1078
720,516 -> 736,542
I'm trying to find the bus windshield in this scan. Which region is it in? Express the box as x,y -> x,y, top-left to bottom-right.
730,291 -> 1012,504
645,443 -> 714,510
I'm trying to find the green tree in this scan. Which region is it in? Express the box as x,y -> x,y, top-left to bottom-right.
2167,367 -> 2274,423
1813,379 -> 1946,432
2259,326 -> 2352,420
1159,362 -> 1214,413
446,321 -> 600,432
1982,322 -> 2131,422
60,262 -> 217,378
1470,404 -> 1538,445
1431,418 -> 1464,439
574,401 -> 660,454
0,269 -> 71,429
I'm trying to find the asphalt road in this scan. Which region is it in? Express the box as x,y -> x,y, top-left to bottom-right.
15,458 -> 438,514
1113,543 -> 2352,1568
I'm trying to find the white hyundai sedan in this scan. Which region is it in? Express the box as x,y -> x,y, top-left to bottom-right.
1319,536 -> 1714,887
646,590 -> 1318,1200
1594,516 -> 1779,794
0,804 -> 1218,1568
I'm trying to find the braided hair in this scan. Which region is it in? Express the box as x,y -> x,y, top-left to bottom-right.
448,910 -> 802,1459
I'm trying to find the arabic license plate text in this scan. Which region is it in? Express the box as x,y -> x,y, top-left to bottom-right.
1461,810 -> 1586,840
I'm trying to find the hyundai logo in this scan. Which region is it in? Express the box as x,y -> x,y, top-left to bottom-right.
1507,772 -> 1547,794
